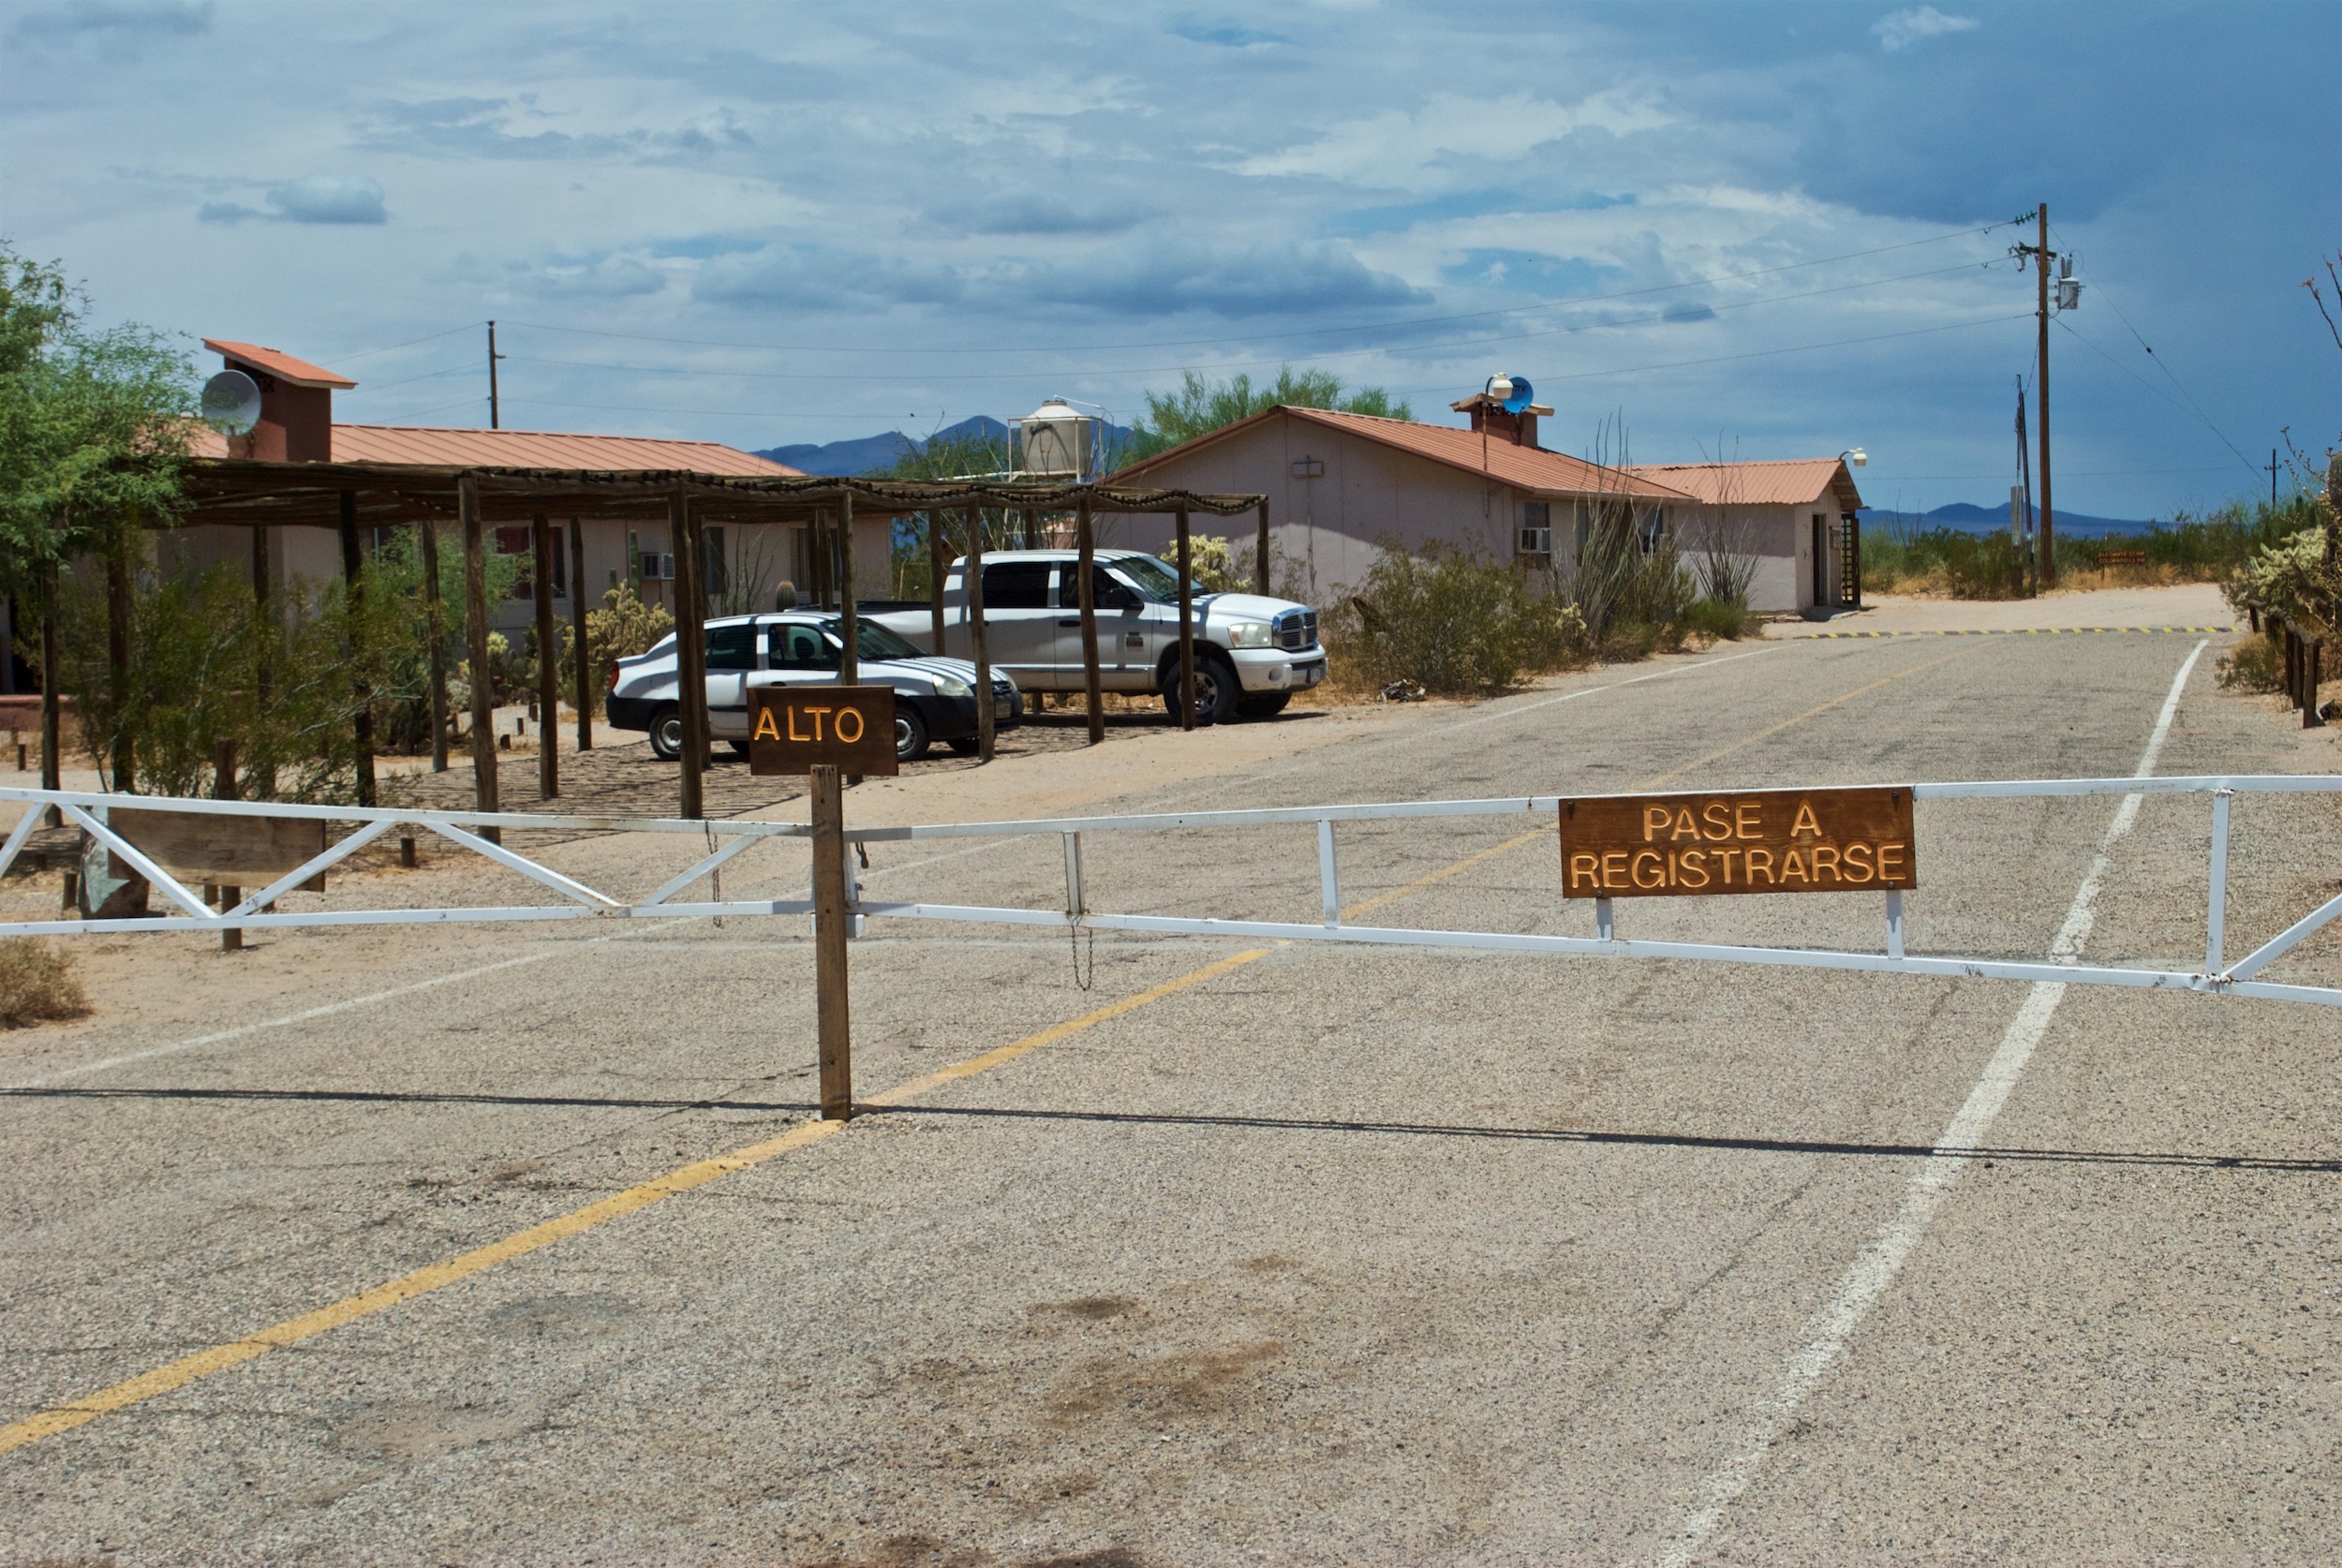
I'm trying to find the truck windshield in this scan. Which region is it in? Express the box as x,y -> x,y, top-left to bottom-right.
1112,555 -> 1193,603
824,619 -> 926,661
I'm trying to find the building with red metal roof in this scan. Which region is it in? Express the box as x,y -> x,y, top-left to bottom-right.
1108,392 -> 1863,614
177,342 -> 857,637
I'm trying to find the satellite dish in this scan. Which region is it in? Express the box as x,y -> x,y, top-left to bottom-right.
201,369 -> 263,436
1500,375 -> 1534,415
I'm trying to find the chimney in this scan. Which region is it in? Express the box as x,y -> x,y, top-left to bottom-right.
201,339 -> 357,462
1450,389 -> 1552,449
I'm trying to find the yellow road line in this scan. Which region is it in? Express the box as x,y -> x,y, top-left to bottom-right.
0,946 -> 1275,1457
1641,652 -> 1967,789
0,643 -> 1973,1458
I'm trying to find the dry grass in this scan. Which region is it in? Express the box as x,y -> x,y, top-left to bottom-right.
0,936 -> 90,1028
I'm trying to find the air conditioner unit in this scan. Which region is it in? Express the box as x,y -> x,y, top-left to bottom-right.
640,552 -> 675,582
1519,526 -> 1553,557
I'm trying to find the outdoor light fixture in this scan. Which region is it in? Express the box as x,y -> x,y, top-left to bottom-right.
1840,447 -> 1868,466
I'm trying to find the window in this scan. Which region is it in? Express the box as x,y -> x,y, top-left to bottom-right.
1519,500 -> 1552,560
1059,565 -> 1140,610
768,624 -> 837,670
704,527 -> 729,598
492,525 -> 566,599
705,624 -> 758,671
981,560 -> 1052,608
1638,507 -> 1667,557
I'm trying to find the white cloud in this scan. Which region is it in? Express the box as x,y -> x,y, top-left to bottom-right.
1873,7 -> 1979,52
198,173 -> 385,225
1241,89 -> 1670,189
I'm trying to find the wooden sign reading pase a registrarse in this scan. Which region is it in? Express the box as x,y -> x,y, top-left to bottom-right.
1560,786 -> 1915,897
749,685 -> 898,777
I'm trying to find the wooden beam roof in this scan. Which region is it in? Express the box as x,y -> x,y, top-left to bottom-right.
166,459 -> 1267,528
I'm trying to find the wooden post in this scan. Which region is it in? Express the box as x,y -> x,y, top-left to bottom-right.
1254,498 -> 1270,595
810,762 -> 853,1120
214,737 -> 241,953
570,517 -> 591,752
808,508 -> 830,610
531,512 -> 558,798
105,527 -> 133,792
338,490 -> 378,808
250,524 -> 274,793
672,480 -> 707,820
460,476 -> 500,839
927,511 -> 947,654
38,559 -> 60,827
967,508 -> 993,762
418,519 -> 449,773
1077,500 -> 1103,746
837,491 -> 860,689
1176,507 -> 1197,730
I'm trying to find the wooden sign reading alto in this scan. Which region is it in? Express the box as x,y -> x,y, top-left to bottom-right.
1560,786 -> 1915,897
748,685 -> 899,777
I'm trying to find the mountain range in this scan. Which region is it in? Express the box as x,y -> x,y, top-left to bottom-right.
757,415 -> 1134,477
1855,502 -> 2157,538
757,422 -> 2157,536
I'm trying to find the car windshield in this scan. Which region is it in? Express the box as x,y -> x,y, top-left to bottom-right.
820,618 -> 926,660
1111,555 -> 1193,603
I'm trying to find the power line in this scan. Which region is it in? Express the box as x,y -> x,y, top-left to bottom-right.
2051,317 -> 2260,477
501,217 -> 2024,362
503,259 -> 2013,387
318,322 -> 479,364
1389,312 -> 2031,394
2048,225 -> 2260,477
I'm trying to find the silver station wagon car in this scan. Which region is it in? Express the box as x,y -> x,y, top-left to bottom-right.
604,613 -> 1022,763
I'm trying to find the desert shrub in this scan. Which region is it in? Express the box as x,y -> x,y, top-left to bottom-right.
0,937 -> 88,1028
2226,525 -> 2340,633
2216,636 -> 2284,692
1329,542 -> 1584,696
1677,596 -> 1754,643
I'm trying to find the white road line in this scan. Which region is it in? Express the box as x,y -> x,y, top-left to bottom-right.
1653,637 -> 2208,1568
5,946 -> 591,1090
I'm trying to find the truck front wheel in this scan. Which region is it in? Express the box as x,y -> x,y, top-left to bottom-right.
1162,653 -> 1238,727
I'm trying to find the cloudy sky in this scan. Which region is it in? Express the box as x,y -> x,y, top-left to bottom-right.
5,0 -> 2335,516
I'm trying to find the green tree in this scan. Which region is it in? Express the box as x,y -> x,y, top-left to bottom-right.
1118,366 -> 1412,465
0,247 -> 196,569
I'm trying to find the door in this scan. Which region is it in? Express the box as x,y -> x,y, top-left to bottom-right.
704,622 -> 759,737
1057,562 -> 1154,690
971,559 -> 1057,684
1810,515 -> 1828,609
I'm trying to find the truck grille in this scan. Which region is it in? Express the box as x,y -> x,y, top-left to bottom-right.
1273,609 -> 1319,650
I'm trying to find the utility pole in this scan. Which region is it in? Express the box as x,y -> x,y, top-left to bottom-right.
2012,207 -> 2057,588
2270,448 -> 2281,510
2035,204 -> 2053,588
487,320 -> 504,430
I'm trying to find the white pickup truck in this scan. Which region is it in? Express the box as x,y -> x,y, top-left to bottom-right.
862,548 -> 1327,723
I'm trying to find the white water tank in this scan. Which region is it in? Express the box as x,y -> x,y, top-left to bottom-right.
1015,398 -> 1092,479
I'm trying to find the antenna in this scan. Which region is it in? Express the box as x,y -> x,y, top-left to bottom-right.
200,369 -> 262,436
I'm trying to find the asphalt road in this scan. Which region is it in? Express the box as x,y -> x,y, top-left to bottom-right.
4,630 -> 2339,1566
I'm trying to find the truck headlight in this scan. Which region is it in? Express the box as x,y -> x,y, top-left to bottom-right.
932,673 -> 972,698
1223,621 -> 1276,648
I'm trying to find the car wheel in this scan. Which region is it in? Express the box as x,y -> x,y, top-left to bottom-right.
647,705 -> 682,760
1236,692 -> 1291,719
1163,654 -> 1239,726
897,705 -> 931,762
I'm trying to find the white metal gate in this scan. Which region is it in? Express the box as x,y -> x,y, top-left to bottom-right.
2,775 -> 2336,1006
